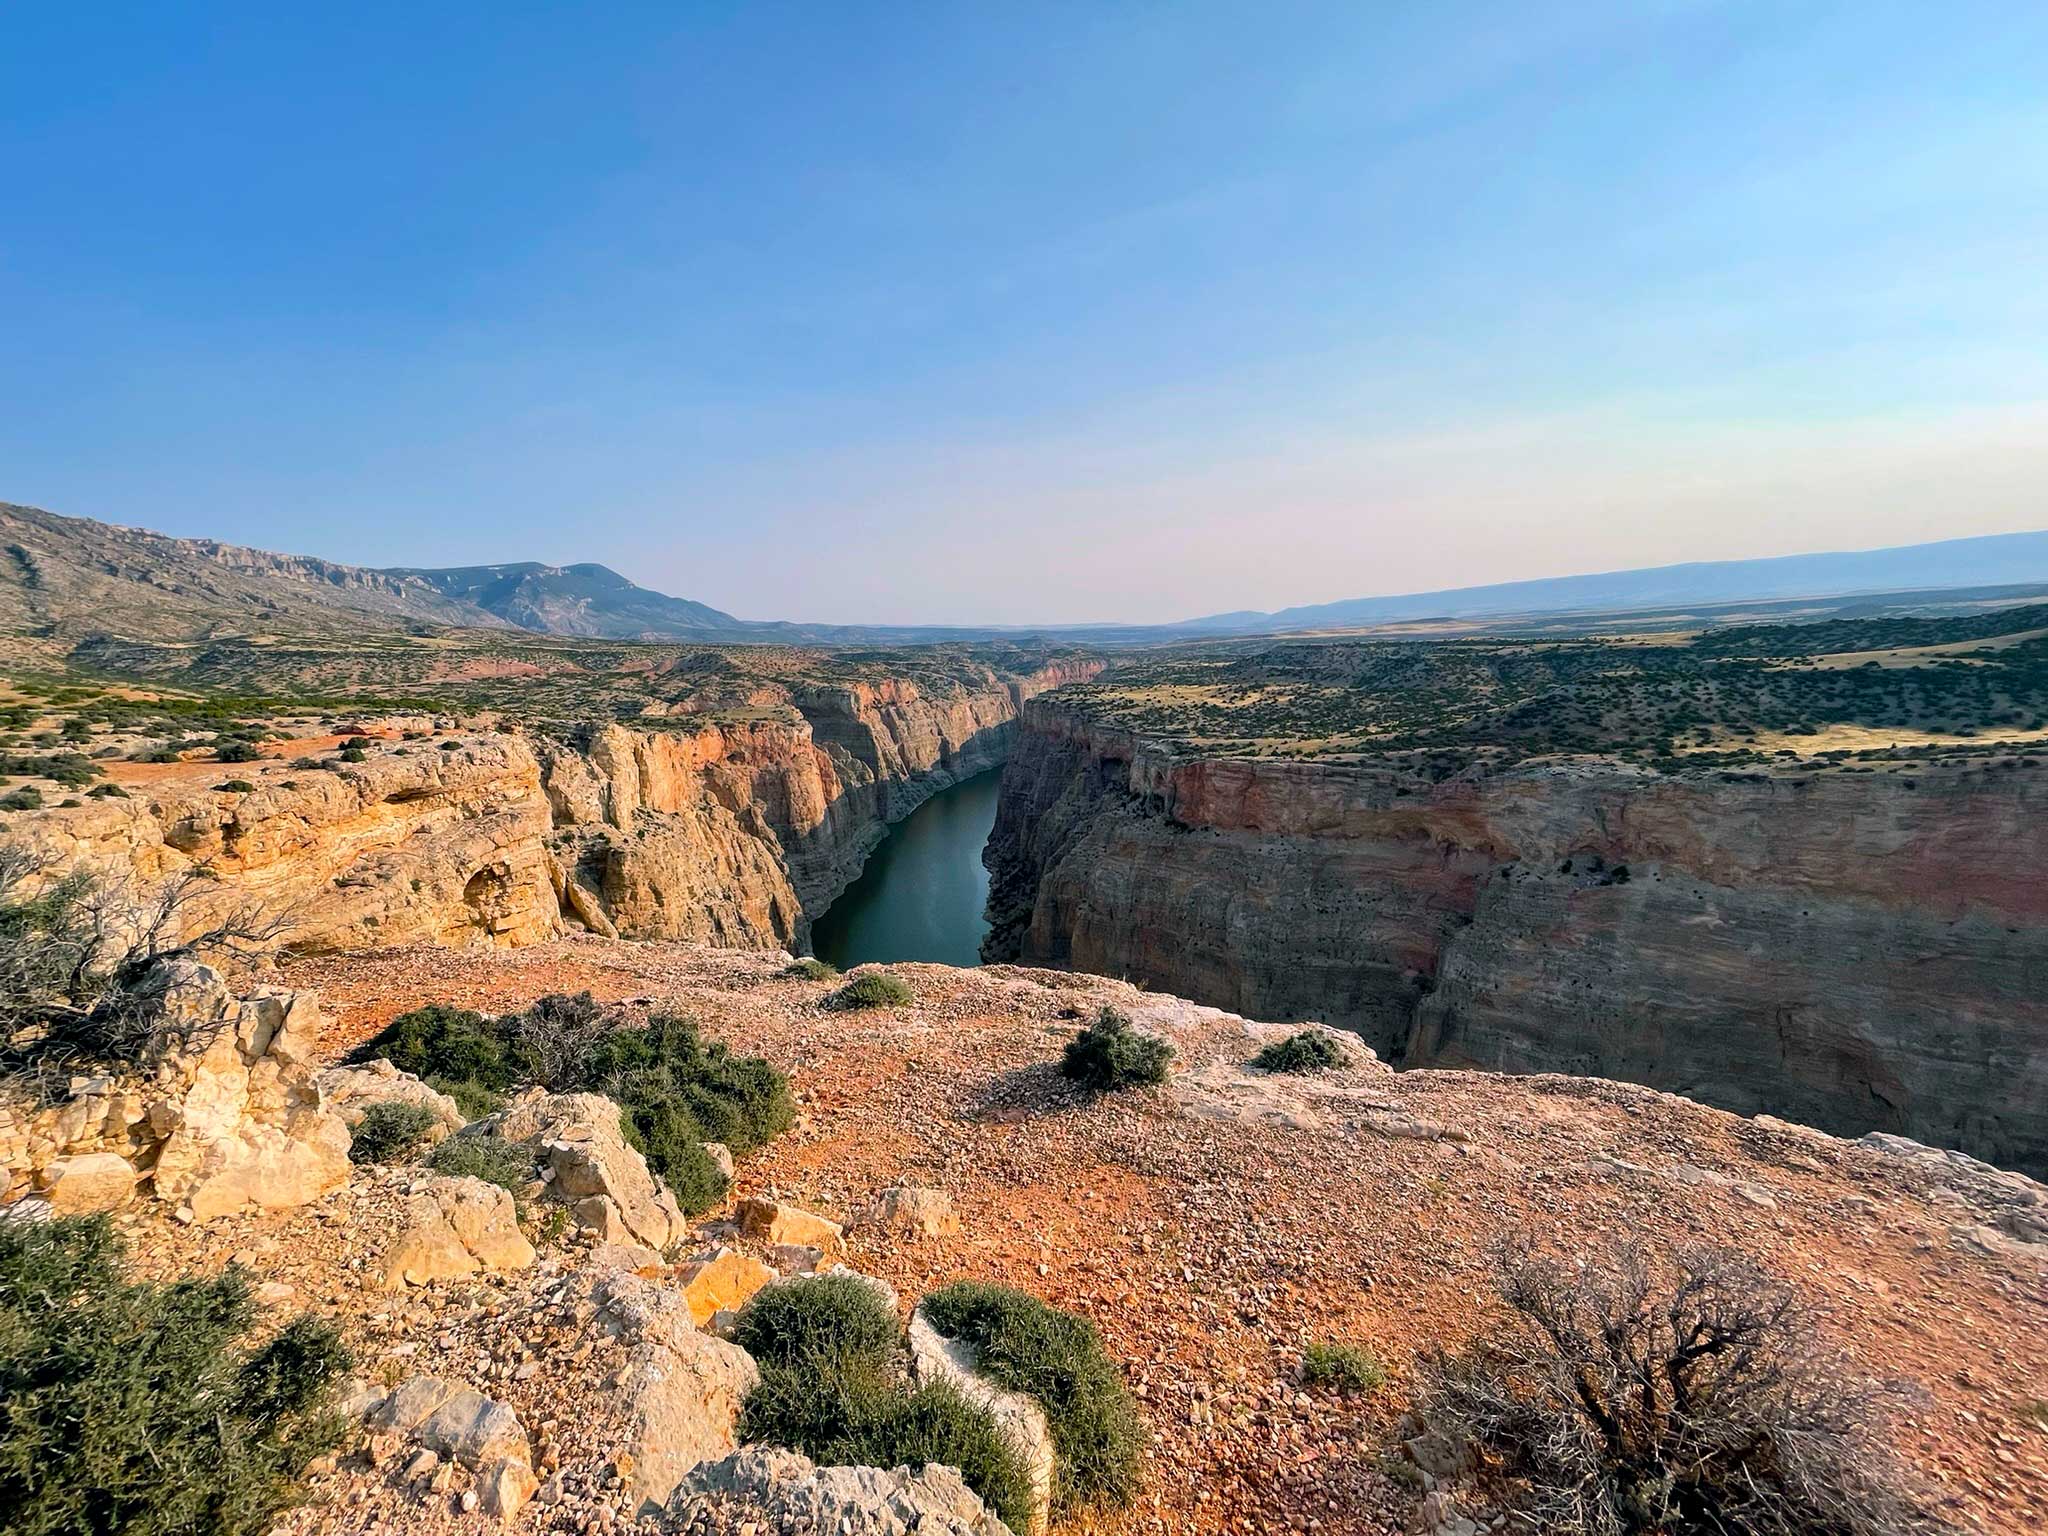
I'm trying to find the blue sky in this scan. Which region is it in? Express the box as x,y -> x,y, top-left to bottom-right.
4,3 -> 2045,624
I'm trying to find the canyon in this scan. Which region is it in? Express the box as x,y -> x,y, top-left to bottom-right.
982,700 -> 2048,1177
9,659 -> 1098,960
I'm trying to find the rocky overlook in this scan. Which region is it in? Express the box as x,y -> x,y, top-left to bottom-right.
5,938 -> 2042,1535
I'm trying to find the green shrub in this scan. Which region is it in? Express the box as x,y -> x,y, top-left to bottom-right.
782,957 -> 840,982
213,779 -> 257,794
1252,1030 -> 1344,1074
919,1281 -> 1144,1511
347,1100 -> 441,1165
734,1274 -> 901,1373
354,1000 -> 790,1215
86,783 -> 128,799
427,1073 -> 502,1121
827,970 -> 914,1009
0,1215 -> 349,1536
618,1098 -> 730,1215
427,1132 -> 534,1196
214,740 -> 262,763
1060,1007 -> 1173,1091
352,1003 -> 514,1092
337,745 -> 367,763
0,786 -> 42,811
1300,1339 -> 1384,1393
736,1276 -> 1034,1533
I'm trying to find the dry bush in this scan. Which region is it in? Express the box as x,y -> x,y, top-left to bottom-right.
1414,1240 -> 1955,1536
1,847 -> 291,1088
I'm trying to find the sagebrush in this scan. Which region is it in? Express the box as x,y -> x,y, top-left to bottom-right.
1252,1030 -> 1344,1073
920,1280 -> 1145,1512
0,1215 -> 349,1536
735,1276 -> 1035,1532
353,994 -> 790,1215
1414,1241 -> 1955,1536
1060,1006 -> 1173,1091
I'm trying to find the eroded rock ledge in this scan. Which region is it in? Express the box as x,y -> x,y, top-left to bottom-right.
7,659 -> 1099,959
982,701 -> 2048,1175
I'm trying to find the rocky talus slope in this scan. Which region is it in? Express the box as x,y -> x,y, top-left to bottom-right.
983,703 -> 2048,1176
20,938 -> 2037,1535
6,660 -> 1096,956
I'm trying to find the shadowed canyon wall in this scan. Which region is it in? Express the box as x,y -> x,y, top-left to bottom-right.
982,702 -> 2048,1175
9,661 -> 1099,960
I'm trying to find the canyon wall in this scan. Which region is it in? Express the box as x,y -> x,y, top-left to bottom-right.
7,660 -> 1099,959
983,703 -> 2048,1175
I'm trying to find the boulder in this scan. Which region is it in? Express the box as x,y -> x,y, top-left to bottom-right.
867,1185 -> 960,1239
382,1175 -> 536,1288
493,1092 -> 688,1251
737,1197 -> 842,1254
37,1151 -> 138,1213
702,1141 -> 736,1180
577,1268 -> 760,1512
675,1246 -> 777,1327
682,1447 -> 1013,1536
316,1059 -> 467,1138
1,962 -> 350,1224
367,1374 -> 537,1519
908,1307 -> 1055,1536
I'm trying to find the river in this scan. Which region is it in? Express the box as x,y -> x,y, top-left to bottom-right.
808,768 -> 1001,969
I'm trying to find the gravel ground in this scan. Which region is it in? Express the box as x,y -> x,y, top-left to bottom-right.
114,935 -> 2048,1536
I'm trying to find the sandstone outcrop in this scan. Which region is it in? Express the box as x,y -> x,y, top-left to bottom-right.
866,1184 -> 961,1239
985,703 -> 2048,1175
681,1447 -> 1015,1536
675,1246 -> 778,1326
381,1174 -> 536,1288
317,1058 -> 468,1138
575,1265 -> 760,1512
0,960 -> 351,1220
736,1195 -> 843,1253
489,1091 -> 688,1250
4,659 -> 1101,961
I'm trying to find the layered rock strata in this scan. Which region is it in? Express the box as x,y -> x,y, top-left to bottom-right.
983,702 -> 2048,1175
6,660 -> 1099,956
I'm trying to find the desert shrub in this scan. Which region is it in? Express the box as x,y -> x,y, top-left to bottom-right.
782,957 -> 839,982
1059,1007 -> 1173,1091
1301,1339 -> 1384,1393
426,1132 -> 534,1196
827,970 -> 914,1009
1414,1241 -> 1952,1536
736,1273 -> 902,1373
1252,1030 -> 1344,1073
86,783 -> 127,798
0,856 -> 286,1079
497,990 -> 612,1091
336,745 -> 367,763
427,1073 -> 502,1121
0,786 -> 43,811
351,1003 -> 514,1092
583,1012 -> 792,1153
213,740 -> 262,763
0,1214 -> 349,1536
737,1277 -> 1034,1533
347,1100 -> 441,1164
919,1280 -> 1144,1511
353,998 -> 789,1214
213,779 -> 257,794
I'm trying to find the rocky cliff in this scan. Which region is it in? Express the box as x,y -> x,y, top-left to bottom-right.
6,660 -> 1099,958
983,702 -> 2048,1175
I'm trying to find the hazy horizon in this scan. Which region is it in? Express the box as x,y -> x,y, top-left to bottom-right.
5,4 -> 2046,625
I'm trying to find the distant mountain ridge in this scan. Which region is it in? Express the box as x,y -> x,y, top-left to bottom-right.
1183,528 -> 2048,632
6,498 -> 2047,646
388,561 -> 744,637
